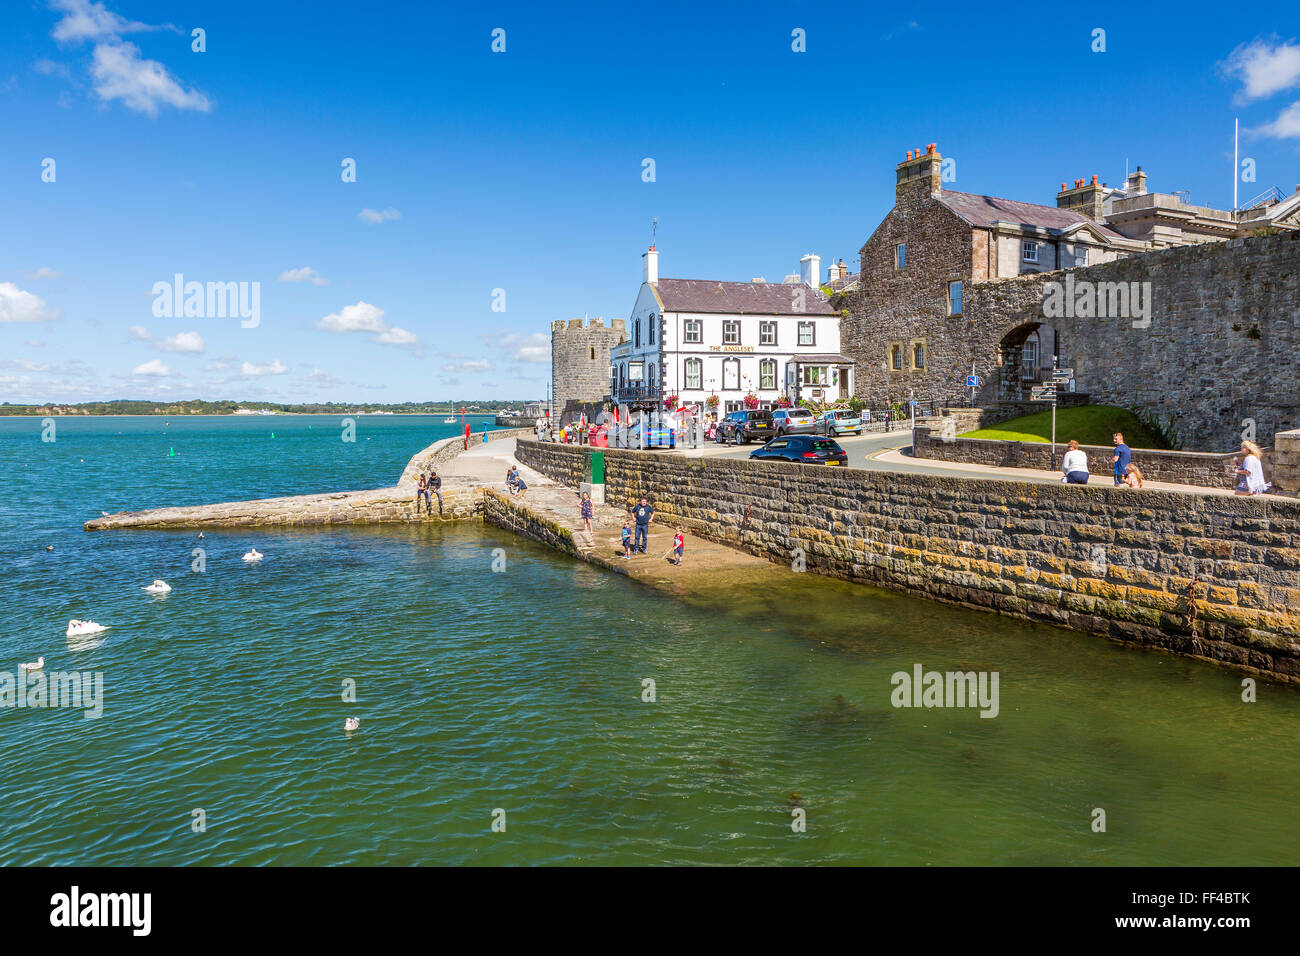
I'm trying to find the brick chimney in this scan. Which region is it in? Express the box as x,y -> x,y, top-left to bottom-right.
895,142 -> 942,210
1056,173 -> 1105,220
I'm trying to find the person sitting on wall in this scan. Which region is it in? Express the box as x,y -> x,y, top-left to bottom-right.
1234,441 -> 1271,496
1123,463 -> 1145,489
1061,440 -> 1090,484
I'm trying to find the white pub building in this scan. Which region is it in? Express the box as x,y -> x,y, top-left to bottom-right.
611,246 -> 854,420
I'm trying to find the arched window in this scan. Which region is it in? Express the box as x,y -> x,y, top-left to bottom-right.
649,313 -> 656,345
685,358 -> 702,390
891,345 -> 903,370
913,343 -> 925,369
590,346 -> 595,361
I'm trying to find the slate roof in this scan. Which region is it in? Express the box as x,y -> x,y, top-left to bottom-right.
938,190 -> 1128,241
653,278 -> 836,315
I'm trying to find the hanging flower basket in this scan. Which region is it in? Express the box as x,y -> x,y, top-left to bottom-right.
705,395 -> 719,410
774,395 -> 792,409
742,392 -> 760,410
663,394 -> 679,411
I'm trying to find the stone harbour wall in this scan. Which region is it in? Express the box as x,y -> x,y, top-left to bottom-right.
913,425 -> 1253,488
515,439 -> 1300,682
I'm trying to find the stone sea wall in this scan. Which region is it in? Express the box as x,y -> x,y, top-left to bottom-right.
516,439 -> 1300,682
913,425 -> 1252,488
86,428 -> 529,531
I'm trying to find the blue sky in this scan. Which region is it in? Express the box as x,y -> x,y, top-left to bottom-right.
2,0 -> 1298,404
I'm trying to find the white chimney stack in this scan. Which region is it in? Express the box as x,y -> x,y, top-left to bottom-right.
642,245 -> 659,284
800,253 -> 821,288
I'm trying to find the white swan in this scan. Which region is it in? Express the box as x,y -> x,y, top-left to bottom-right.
66,619 -> 109,637
19,657 -> 43,672
142,579 -> 172,595
242,549 -> 263,563
344,717 -> 361,731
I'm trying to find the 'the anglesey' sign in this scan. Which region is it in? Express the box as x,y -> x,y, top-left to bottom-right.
708,345 -> 755,353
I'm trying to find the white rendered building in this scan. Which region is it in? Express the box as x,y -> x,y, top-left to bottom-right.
611,246 -> 854,417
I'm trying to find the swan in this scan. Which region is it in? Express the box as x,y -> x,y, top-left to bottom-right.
142,579 -> 172,595
344,717 -> 361,731
198,532 -> 204,539
241,549 -> 263,563
19,657 -> 43,672
66,620 -> 109,637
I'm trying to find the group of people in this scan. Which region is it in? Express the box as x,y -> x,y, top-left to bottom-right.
1059,431 -> 1270,495
414,471 -> 442,514
505,465 -> 528,496
578,494 -> 685,565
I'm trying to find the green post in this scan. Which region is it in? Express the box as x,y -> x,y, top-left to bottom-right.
589,451 -> 605,485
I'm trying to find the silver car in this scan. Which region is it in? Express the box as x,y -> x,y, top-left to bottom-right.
771,407 -> 817,436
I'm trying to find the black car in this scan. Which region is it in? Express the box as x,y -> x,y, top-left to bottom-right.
749,434 -> 849,465
715,409 -> 774,445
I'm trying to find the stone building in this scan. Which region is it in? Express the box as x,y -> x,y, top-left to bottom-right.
841,145 -> 1300,447
550,316 -> 626,425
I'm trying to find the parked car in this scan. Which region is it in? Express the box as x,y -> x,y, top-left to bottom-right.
715,409 -> 775,444
771,407 -> 817,436
749,435 -> 849,466
815,408 -> 864,437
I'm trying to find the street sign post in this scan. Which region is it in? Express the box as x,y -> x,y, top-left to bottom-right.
1030,382 -> 1060,469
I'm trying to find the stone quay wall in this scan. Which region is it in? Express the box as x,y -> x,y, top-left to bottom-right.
86,428 -> 530,531
913,425 -> 1253,488
1274,429 -> 1300,494
515,439 -> 1300,682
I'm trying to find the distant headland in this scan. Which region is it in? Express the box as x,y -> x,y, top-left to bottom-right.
0,399 -> 537,417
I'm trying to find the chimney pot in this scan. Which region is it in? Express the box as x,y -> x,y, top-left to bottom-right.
1091,175 -> 1098,185
1060,182 -> 1067,192
906,150 -> 913,160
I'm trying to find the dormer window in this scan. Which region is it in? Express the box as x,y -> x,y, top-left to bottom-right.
1022,240 -> 1039,263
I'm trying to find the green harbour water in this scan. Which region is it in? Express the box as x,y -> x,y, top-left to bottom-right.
1,415 -> 1298,865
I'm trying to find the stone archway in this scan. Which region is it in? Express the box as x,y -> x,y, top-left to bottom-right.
998,321 -> 1041,402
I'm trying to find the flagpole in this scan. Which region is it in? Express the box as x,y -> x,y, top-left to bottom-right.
1234,117 -> 1239,214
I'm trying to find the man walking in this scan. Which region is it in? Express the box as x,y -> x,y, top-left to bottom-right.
1110,432 -> 1131,487
632,496 -> 654,554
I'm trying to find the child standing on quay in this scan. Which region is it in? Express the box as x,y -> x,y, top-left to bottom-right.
579,491 -> 594,537
621,519 -> 633,559
672,527 -> 685,566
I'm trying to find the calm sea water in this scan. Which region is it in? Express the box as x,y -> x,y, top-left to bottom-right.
1,414 -> 1298,866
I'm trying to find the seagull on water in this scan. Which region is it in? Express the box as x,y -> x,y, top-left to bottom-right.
344,717 -> 361,731
142,579 -> 172,595
20,657 -> 44,672
242,548 -> 263,563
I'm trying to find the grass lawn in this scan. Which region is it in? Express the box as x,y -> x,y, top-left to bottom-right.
960,405 -> 1167,449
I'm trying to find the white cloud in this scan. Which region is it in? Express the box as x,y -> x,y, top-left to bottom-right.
50,0 -> 154,44
1257,101 -> 1300,139
34,59 -> 72,80
442,359 -> 493,373
375,326 -> 418,346
26,339 -> 45,347
278,266 -> 329,286
204,355 -> 235,371
0,358 -> 52,372
90,41 -> 211,116
158,330 -> 204,353
26,266 -> 61,280
358,207 -> 401,224
241,359 -> 289,377
132,358 -> 170,376
1224,38 -> 1300,103
129,324 -> 153,340
0,283 -> 57,323
316,300 -> 420,349
482,329 -> 550,363
301,368 -> 342,387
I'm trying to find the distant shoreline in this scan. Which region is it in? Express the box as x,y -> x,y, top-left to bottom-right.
0,412 -> 504,419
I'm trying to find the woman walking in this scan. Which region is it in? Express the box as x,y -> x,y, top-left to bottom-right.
1061,440 -> 1089,484
1234,441 -> 1269,496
